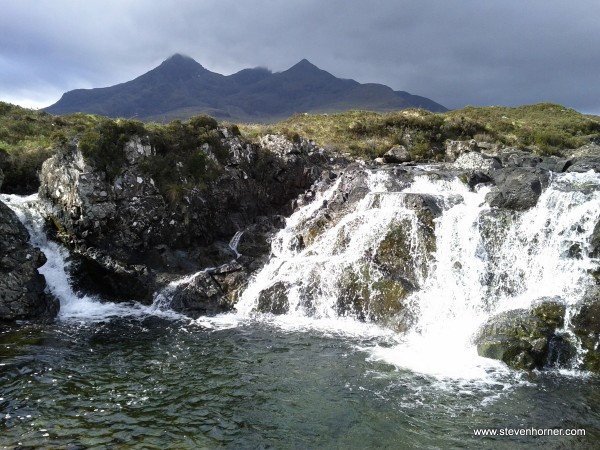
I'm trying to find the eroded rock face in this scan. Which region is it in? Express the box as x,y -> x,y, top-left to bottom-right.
0,201 -> 58,321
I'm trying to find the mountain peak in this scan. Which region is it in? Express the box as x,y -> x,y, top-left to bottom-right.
160,53 -> 204,70
288,58 -> 320,72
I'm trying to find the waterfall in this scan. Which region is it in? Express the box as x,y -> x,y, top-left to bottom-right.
1,193 -> 181,322
234,169 -> 600,377
228,231 -> 244,259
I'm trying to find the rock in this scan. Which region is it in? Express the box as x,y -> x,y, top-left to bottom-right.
68,248 -> 153,303
256,281 -> 290,314
445,139 -> 478,162
566,156 -> 600,173
571,287 -> 600,372
38,132 -> 338,316
0,168 -> 4,190
530,296 -> 565,329
485,167 -> 550,211
474,309 -> 555,370
169,271 -> 232,318
383,146 -> 411,163
335,266 -> 415,332
0,200 -> 59,321
475,297 -> 571,370
590,220 -> 600,258
454,152 -> 501,172
259,134 -> 317,157
535,157 -> 571,172
495,148 -> 543,168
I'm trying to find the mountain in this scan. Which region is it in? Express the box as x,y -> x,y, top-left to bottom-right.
44,54 -> 447,122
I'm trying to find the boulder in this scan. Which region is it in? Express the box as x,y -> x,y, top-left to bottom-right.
475,309 -> 554,370
475,297 -> 567,370
485,167 -> 550,211
0,201 -> 59,321
383,146 -> 411,164
454,152 -> 501,172
38,132 -> 338,314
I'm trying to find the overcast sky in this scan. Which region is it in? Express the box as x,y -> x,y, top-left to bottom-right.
2,0 -> 599,114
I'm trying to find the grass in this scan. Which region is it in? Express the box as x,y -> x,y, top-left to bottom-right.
1,101 -> 599,194
240,103 -> 600,160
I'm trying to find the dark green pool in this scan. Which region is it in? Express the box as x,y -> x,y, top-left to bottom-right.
1,315 -> 598,449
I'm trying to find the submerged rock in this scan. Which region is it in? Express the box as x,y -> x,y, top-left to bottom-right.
0,200 -> 58,321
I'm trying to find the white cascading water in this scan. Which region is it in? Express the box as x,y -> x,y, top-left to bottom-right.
234,169 -> 600,378
4,169 -> 600,379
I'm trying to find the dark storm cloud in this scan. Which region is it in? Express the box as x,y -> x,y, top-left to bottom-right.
1,0 -> 599,113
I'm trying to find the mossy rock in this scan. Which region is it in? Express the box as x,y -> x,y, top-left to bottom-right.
475,309 -> 555,370
530,296 -> 565,329
335,265 -> 413,331
373,215 -> 436,284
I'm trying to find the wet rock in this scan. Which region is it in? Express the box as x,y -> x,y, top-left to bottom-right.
485,167 -> 550,211
475,297 -> 569,370
0,200 -> 58,321
589,220 -> 600,258
571,287 -> 600,372
474,308 -> 555,370
336,266 -> 415,332
530,296 -> 565,329
169,271 -> 232,318
68,248 -> 153,303
256,281 -> 290,314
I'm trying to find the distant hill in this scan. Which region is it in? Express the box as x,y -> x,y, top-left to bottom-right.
44,54 -> 447,122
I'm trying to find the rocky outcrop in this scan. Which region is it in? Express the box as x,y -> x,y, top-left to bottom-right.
38,131 -> 340,310
0,200 -> 58,321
